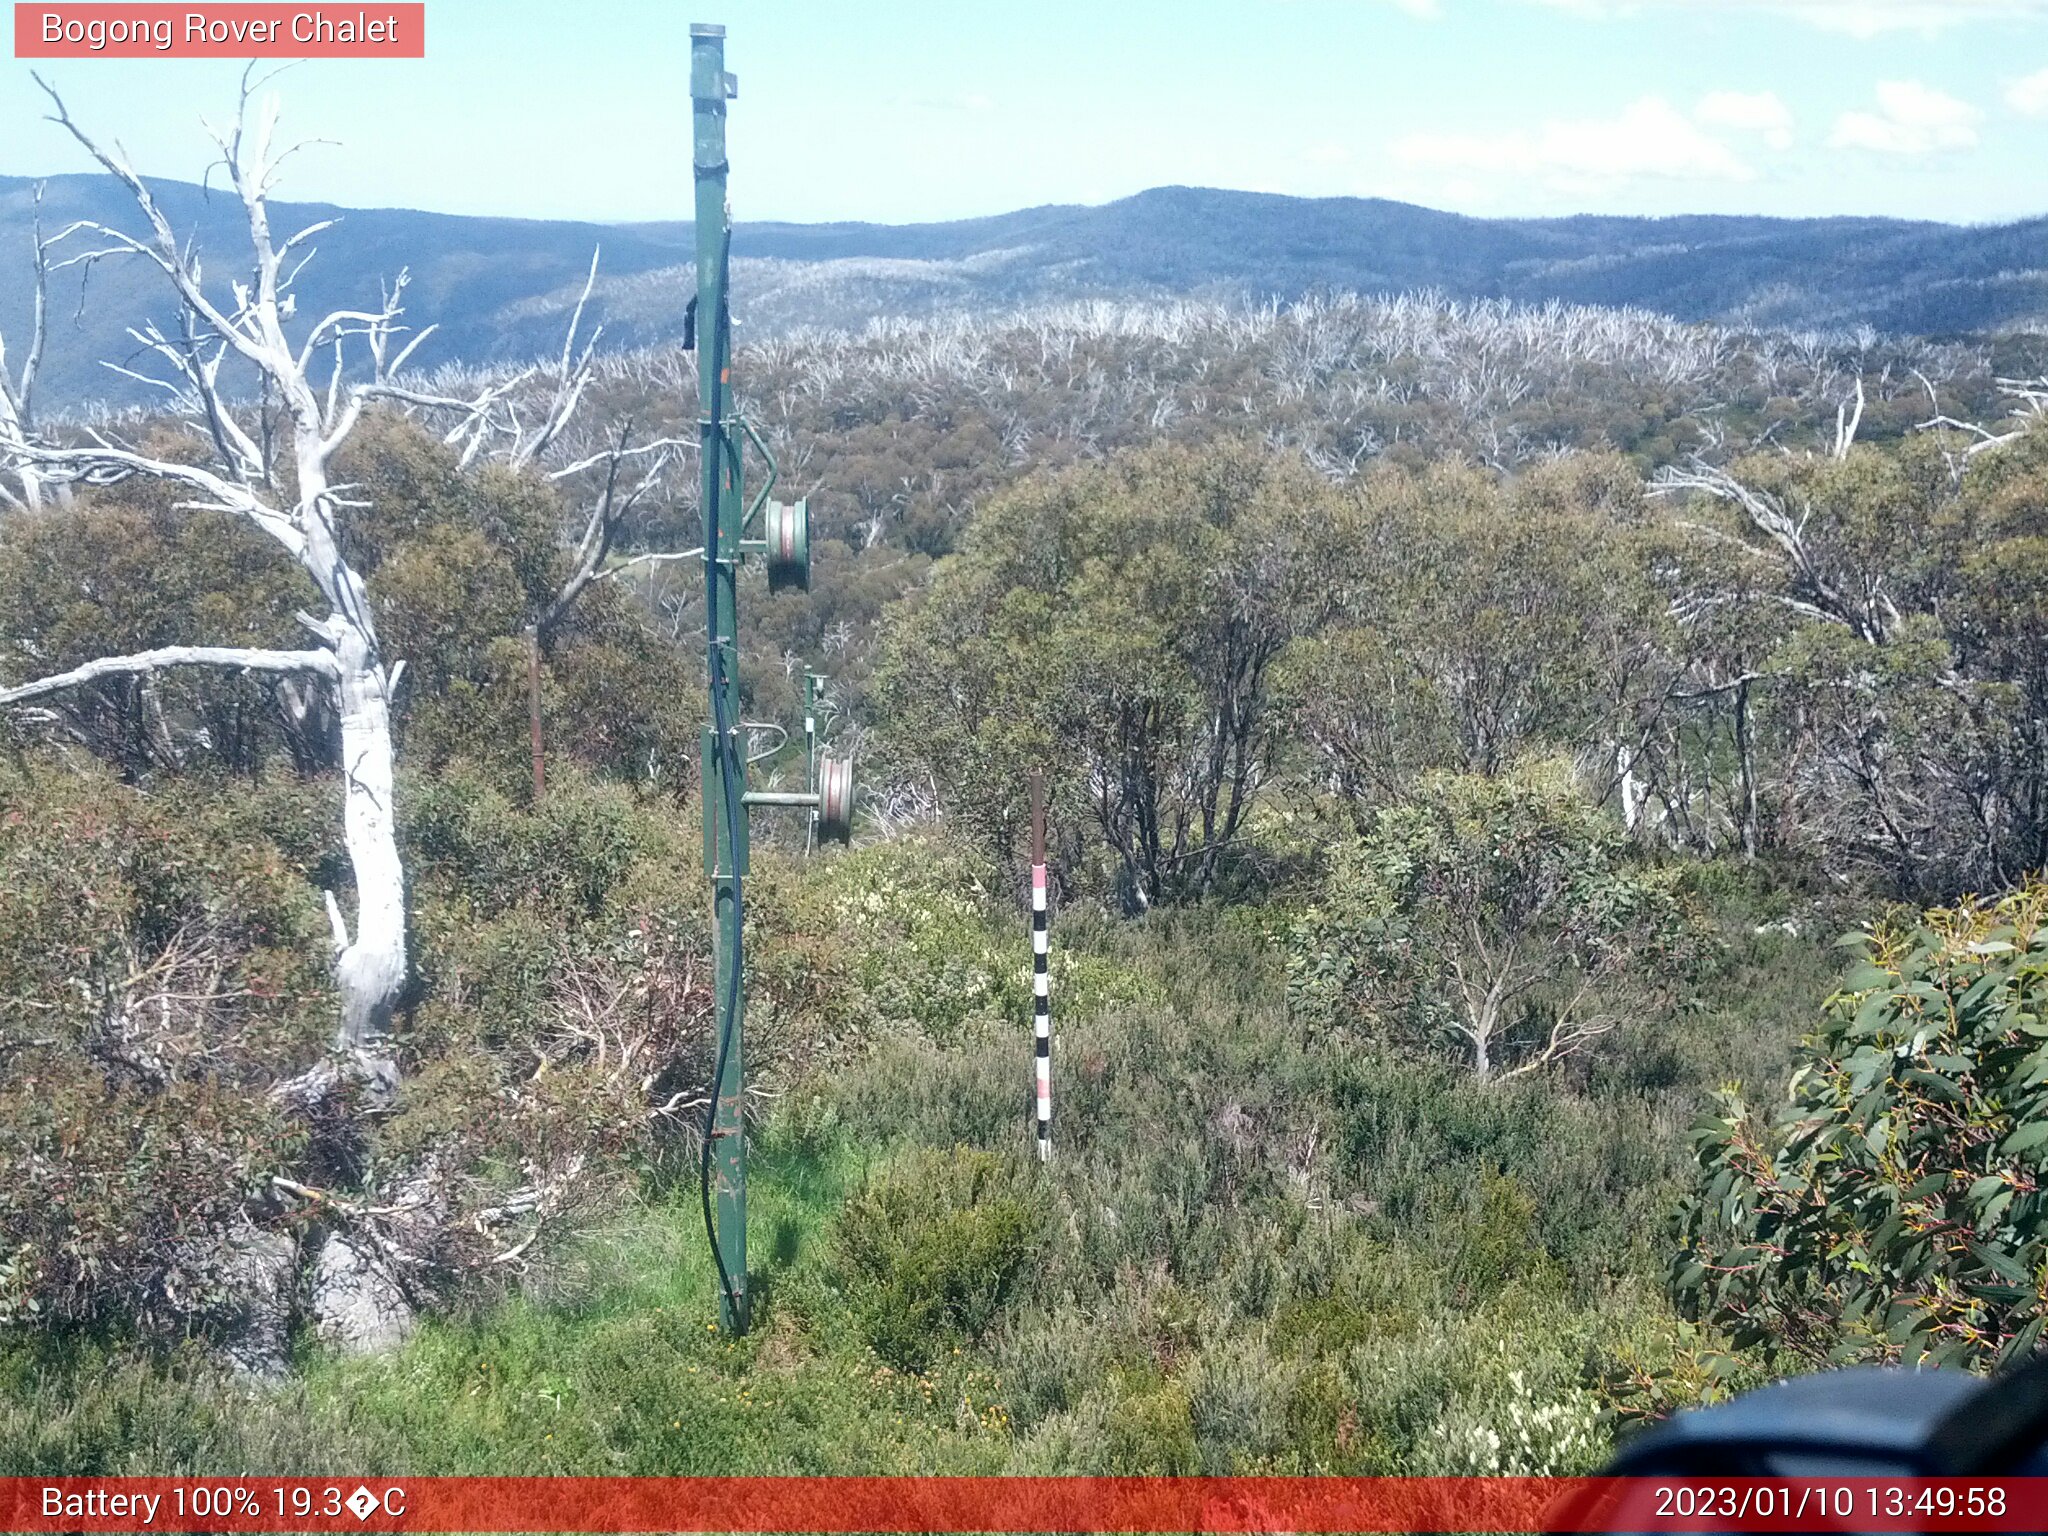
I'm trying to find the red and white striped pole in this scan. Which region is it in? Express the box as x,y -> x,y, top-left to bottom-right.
1029,768 -> 1052,1163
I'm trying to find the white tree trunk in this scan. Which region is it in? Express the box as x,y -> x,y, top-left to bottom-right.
0,180 -> 49,513
1616,742 -> 1643,834
0,390 -> 41,511
290,398 -> 407,1082
333,630 -> 405,1082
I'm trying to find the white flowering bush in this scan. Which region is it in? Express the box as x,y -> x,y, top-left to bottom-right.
1419,1367 -> 1606,1476
823,838 -> 1017,1041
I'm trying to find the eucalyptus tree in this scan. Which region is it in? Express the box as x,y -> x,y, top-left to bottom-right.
1288,762 -> 1690,1082
0,80 -> 527,1100
874,441 -> 1352,909
1650,390 -> 2048,894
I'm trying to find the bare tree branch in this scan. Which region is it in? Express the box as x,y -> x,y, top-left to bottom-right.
507,248 -> 603,471
1654,457 -> 1900,645
590,547 -> 705,583
534,423 -> 683,642
0,645 -> 338,706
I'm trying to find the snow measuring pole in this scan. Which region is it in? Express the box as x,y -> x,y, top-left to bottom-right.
691,22 -> 852,1336
1029,770 -> 1053,1162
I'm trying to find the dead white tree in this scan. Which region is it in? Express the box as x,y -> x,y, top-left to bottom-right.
0,76 -> 523,1101
1916,374 -> 2048,462
536,422 -> 690,643
0,182 -> 53,511
1653,454 -> 1903,647
1831,376 -> 1864,460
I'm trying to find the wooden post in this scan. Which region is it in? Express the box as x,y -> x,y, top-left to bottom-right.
1029,769 -> 1051,1163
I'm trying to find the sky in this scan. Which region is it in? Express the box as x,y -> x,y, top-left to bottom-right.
2,0 -> 2047,227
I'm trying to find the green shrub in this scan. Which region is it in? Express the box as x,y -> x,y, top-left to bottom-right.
1289,761 -> 1694,1081
0,469 -> 310,778
1453,1172 -> 1547,1292
833,1147 -> 1040,1369
1675,881 -> 2048,1370
1187,1337 -> 1308,1471
391,763 -> 730,1284
1271,1293 -> 1382,1359
403,765 -> 669,923
370,526 -> 526,694
0,1080 -> 307,1333
1106,1373 -> 1200,1473
0,763 -> 329,1332
1327,1053 -> 1673,1288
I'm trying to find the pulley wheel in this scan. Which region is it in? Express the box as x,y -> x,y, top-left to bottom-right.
765,499 -> 811,594
817,754 -> 855,844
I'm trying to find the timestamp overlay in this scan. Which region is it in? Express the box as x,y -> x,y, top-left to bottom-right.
2,1476 -> 2047,1532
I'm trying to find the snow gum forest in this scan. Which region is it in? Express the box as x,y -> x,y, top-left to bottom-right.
7,82 -> 2048,1477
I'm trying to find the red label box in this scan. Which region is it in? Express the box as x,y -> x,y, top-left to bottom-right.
14,4 -> 425,57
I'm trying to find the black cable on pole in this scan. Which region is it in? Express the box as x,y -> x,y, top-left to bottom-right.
697,225 -> 744,1326
700,648 -> 745,1322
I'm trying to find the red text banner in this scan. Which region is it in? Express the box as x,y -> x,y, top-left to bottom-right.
2,1476 -> 2047,1533
14,5 -> 424,58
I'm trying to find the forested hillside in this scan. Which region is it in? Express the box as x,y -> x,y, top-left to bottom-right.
6,172 -> 2048,410
9,107 -> 2048,1479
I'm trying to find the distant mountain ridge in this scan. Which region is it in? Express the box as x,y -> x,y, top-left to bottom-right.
2,174 -> 2044,409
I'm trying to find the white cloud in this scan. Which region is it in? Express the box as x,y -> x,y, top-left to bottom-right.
1827,80 -> 1982,154
1392,96 -> 1754,192
1381,0 -> 1442,14
1696,90 -> 1796,151
1521,0 -> 2048,34
1776,0 -> 2045,33
2007,66 -> 2048,115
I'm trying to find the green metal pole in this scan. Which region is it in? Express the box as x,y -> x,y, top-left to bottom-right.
692,20 -> 749,1336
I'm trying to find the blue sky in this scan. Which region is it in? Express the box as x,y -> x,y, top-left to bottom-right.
3,0 -> 2047,226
